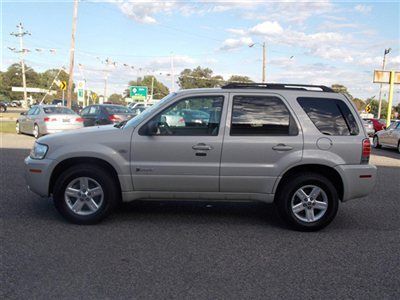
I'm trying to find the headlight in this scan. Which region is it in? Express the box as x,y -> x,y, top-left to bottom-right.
30,142 -> 48,160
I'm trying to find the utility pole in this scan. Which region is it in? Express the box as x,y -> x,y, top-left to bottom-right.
103,74 -> 108,103
377,48 -> 391,119
171,53 -> 175,92
262,42 -> 266,83
67,0 -> 79,109
10,23 -> 30,108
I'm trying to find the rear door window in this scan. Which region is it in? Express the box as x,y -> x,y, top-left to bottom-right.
297,97 -> 359,136
230,95 -> 298,136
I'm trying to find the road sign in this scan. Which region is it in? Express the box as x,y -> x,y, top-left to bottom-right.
92,92 -> 98,101
77,80 -> 85,102
373,70 -> 400,84
11,87 -> 56,94
60,81 -> 67,90
129,86 -> 148,101
373,70 -> 399,127
365,104 -> 371,113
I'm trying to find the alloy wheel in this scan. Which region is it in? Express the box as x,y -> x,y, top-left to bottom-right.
291,185 -> 328,223
64,177 -> 104,216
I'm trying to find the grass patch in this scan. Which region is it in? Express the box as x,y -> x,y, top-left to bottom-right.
0,121 -> 17,134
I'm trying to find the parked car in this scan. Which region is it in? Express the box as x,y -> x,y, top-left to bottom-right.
177,109 -> 210,126
373,120 -> 400,152
25,83 -> 377,231
363,119 -> 375,136
128,102 -> 152,110
0,102 -> 7,112
16,105 -> 83,138
12,100 -> 22,107
80,104 -> 134,127
363,118 -> 386,132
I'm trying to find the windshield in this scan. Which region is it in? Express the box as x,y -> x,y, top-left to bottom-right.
125,93 -> 177,127
104,105 -> 132,114
43,107 -> 75,115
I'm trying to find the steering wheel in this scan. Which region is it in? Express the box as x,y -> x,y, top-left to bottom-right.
158,121 -> 173,135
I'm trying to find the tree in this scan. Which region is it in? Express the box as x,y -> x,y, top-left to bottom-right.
108,93 -> 125,104
39,69 -> 70,102
0,63 -> 40,100
366,98 -> 388,119
352,98 -> 366,112
227,75 -> 254,83
126,76 -> 169,99
331,84 -> 353,100
178,66 -> 223,89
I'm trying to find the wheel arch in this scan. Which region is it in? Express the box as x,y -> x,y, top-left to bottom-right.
274,164 -> 344,201
49,157 -> 122,197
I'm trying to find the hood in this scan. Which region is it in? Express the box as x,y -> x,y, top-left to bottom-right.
37,125 -> 122,146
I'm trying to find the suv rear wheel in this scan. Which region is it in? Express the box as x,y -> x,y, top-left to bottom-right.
53,164 -> 119,224
276,172 -> 339,231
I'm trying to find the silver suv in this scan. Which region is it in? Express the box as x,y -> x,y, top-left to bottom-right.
25,83 -> 377,231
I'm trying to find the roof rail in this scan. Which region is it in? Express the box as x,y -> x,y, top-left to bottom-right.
221,83 -> 335,92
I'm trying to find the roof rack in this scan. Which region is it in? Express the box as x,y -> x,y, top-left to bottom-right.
221,83 -> 335,92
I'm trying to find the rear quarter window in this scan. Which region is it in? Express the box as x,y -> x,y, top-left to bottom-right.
297,97 -> 359,136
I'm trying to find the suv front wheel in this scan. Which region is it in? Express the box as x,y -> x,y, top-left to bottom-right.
276,172 -> 339,231
53,164 -> 119,224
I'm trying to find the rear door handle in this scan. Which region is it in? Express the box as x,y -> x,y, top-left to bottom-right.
192,143 -> 213,151
272,144 -> 293,151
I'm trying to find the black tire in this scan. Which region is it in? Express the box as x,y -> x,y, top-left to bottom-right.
53,164 -> 119,224
275,172 -> 339,231
33,124 -> 41,139
16,121 -> 21,134
397,140 -> 400,153
373,135 -> 381,149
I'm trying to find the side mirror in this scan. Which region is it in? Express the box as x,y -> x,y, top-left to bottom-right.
144,120 -> 159,136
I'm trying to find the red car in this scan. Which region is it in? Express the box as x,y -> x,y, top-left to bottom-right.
363,118 -> 386,132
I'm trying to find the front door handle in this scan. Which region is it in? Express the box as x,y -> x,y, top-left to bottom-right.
272,144 -> 293,151
192,143 -> 213,151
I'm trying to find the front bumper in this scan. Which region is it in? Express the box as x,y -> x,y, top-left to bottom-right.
24,156 -> 56,197
335,164 -> 377,202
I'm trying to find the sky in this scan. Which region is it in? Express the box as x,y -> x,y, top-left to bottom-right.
1,0 -> 400,103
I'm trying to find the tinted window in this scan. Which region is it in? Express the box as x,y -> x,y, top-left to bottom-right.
81,107 -> 90,115
104,106 -> 131,114
43,107 -> 75,115
27,107 -> 37,115
140,96 -> 224,136
230,95 -> 297,136
297,98 -> 359,136
88,106 -> 99,115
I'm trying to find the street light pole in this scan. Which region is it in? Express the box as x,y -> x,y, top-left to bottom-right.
67,0 -> 79,109
249,42 -> 267,82
377,48 -> 391,119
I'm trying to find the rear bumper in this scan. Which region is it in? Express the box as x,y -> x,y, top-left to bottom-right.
335,164 -> 377,202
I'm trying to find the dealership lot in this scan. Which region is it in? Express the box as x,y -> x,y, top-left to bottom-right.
1,133 -> 399,299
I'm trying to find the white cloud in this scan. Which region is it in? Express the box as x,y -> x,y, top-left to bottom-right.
311,47 -> 354,63
354,4 -> 372,14
147,55 -> 196,69
249,21 -> 283,35
220,37 -> 253,51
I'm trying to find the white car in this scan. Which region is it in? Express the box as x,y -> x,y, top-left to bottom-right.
373,120 -> 400,152
16,105 -> 83,138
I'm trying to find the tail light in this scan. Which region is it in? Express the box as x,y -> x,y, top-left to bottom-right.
75,117 -> 83,122
109,114 -> 122,122
178,118 -> 185,124
44,117 -> 56,122
361,138 -> 371,164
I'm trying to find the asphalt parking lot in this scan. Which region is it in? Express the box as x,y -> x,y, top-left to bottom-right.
1,133 -> 399,299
